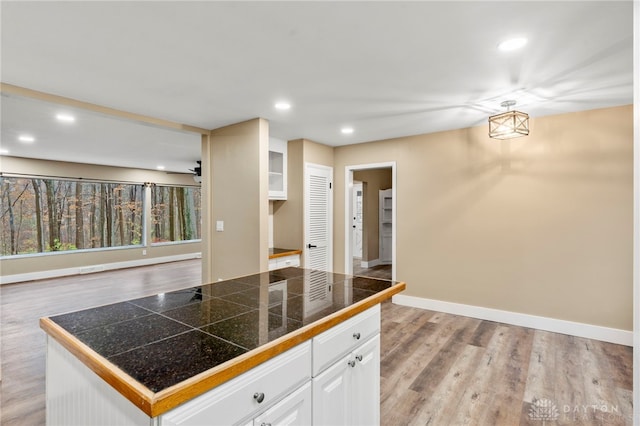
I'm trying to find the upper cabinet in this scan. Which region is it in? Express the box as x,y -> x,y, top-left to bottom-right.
269,138 -> 287,200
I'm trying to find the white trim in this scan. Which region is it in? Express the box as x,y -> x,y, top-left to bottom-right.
0,253 -> 202,285
344,162 -> 396,281
393,294 -> 633,347
360,258 -> 380,268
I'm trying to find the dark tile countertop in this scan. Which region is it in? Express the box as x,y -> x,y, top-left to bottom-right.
41,267 -> 405,417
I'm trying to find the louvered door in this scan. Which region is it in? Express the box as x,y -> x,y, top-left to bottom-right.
304,163 -> 333,272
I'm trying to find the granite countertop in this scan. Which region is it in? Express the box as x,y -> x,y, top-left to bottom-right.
268,247 -> 302,259
40,267 -> 405,417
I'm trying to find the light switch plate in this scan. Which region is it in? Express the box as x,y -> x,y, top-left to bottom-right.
216,220 -> 224,232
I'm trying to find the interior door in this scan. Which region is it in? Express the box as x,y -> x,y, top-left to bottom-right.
352,182 -> 363,259
304,164 -> 333,271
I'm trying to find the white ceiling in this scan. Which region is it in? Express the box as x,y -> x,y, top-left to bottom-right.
0,1 -> 634,173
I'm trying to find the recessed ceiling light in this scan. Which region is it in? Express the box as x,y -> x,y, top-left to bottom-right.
341,127 -> 354,135
19,135 -> 35,143
498,37 -> 528,52
156,165 -> 165,170
56,113 -> 76,123
275,102 -> 291,110
0,148 -> 9,155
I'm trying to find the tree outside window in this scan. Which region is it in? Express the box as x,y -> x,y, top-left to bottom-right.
0,177 -> 143,256
150,185 -> 201,243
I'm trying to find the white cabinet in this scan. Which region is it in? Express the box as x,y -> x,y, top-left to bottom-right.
268,254 -> 300,271
312,305 -> 381,426
313,335 -> 380,426
46,306 -> 382,426
378,189 -> 392,265
160,341 -> 311,426
252,382 -> 311,426
349,335 -> 380,426
312,353 -> 350,425
269,138 -> 287,200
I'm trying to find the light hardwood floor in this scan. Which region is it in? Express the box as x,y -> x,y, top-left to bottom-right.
1,260 -> 633,425
353,258 -> 392,280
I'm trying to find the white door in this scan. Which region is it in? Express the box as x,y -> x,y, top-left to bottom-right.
305,164 -> 333,271
351,335 -> 380,426
312,355 -> 351,426
352,182 -> 363,259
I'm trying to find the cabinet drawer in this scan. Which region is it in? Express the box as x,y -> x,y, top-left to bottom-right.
269,254 -> 300,271
277,254 -> 300,269
312,305 -> 380,376
160,341 -> 311,426
268,258 -> 278,271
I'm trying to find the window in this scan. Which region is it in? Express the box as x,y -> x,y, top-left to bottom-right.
0,177 -> 143,256
150,185 -> 201,243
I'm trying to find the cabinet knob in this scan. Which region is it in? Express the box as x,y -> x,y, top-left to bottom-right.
355,354 -> 363,362
253,392 -> 265,403
353,332 -> 361,340
348,360 -> 356,368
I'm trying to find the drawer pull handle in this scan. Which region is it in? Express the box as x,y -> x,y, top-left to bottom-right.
348,360 -> 356,368
261,423 -> 272,426
254,392 -> 265,403
355,354 -> 363,362
353,332 -> 361,340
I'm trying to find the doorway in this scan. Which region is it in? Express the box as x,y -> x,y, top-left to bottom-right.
345,162 -> 396,281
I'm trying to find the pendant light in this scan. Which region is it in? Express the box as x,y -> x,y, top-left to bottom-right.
488,100 -> 529,139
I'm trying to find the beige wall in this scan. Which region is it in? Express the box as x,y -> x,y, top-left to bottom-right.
207,118 -> 269,281
272,139 -> 334,265
334,105 -> 633,331
0,156 -> 201,279
273,139 -> 304,251
353,168 -> 392,262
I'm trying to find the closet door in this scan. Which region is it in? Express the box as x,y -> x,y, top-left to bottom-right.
304,163 -> 333,271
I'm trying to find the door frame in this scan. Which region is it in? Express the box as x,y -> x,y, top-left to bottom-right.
344,162 -> 396,280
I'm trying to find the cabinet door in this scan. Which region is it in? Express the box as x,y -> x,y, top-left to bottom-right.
351,335 -> 380,426
312,354 -> 351,426
269,138 -> 287,200
253,382 -> 311,426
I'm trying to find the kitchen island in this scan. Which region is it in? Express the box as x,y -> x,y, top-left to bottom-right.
40,267 -> 405,425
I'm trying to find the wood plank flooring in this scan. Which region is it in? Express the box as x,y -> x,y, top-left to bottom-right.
1,260 -> 202,426
380,302 -> 633,425
1,260 -> 633,425
353,259 -> 392,280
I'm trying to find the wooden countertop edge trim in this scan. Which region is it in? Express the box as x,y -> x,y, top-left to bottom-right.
268,249 -> 303,259
39,317 -> 155,414
41,281 -> 405,418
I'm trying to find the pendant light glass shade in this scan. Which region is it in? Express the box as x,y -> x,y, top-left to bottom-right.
488,101 -> 529,139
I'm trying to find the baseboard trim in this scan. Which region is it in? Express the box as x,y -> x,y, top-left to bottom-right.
392,294 -> 632,347
0,253 -> 202,285
361,258 -> 380,268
